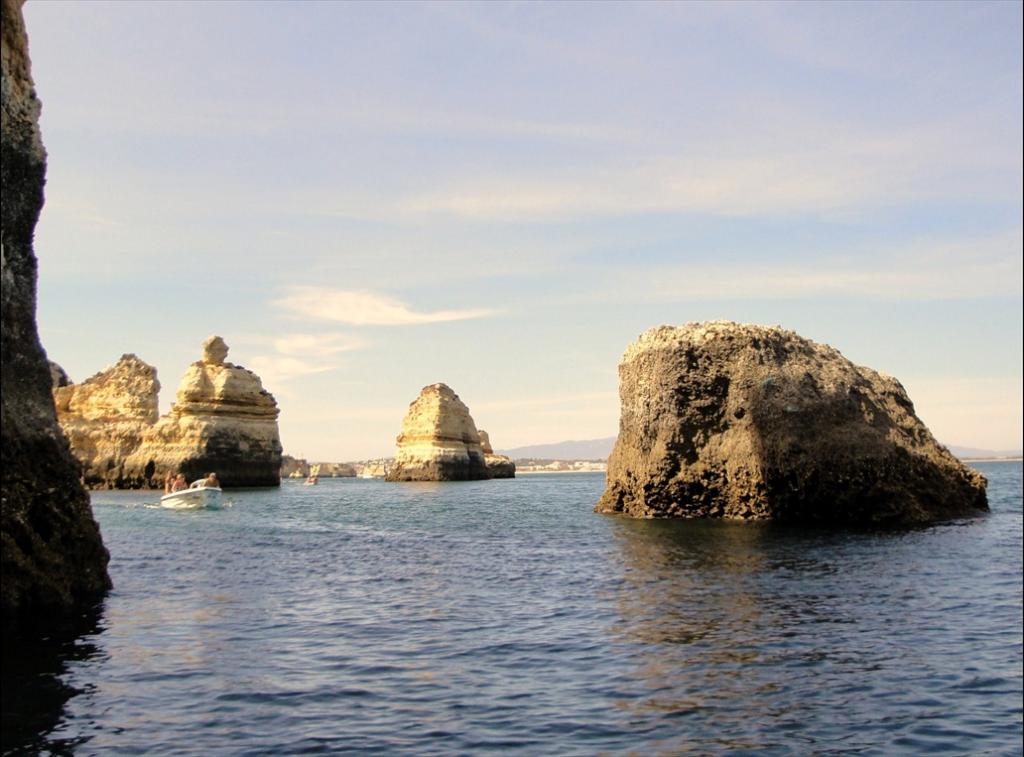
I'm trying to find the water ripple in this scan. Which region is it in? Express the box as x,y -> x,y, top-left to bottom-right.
2,463 -> 1020,755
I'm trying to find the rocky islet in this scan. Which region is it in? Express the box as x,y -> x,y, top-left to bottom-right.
52,337 -> 283,489
386,383 -> 491,481
127,336 -> 282,488
596,321 -> 988,525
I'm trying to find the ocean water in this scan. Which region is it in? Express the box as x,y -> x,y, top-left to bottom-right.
3,463 -> 1021,755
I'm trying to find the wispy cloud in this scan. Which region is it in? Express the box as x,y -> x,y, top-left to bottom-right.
247,355 -> 334,389
572,228 -> 1023,303
271,333 -> 366,357
244,332 -> 367,394
274,287 -> 498,326
400,124 -> 1019,223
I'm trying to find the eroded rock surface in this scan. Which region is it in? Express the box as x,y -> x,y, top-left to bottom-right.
49,361 -> 70,388
128,336 -> 282,487
2,0 -> 110,618
315,463 -> 356,478
477,429 -> 516,479
596,322 -> 988,525
281,455 -> 309,478
360,460 -> 389,478
52,355 -> 159,489
386,384 -> 489,481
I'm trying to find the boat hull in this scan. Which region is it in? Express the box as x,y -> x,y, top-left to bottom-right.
159,486 -> 223,510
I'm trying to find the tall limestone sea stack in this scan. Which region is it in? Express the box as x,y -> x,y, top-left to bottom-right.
128,336 -> 283,487
52,355 -> 160,489
1,0 -> 110,617
386,384 -> 489,481
51,338 -> 282,488
596,322 -> 988,525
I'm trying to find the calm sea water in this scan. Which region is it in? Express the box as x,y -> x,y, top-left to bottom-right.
3,463 -> 1021,755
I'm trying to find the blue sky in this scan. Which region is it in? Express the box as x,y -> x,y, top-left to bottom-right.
23,0 -> 1022,460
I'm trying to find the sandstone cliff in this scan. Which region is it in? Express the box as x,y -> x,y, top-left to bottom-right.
282,458 -> 357,478
282,455 -> 309,478
386,384 -> 489,481
315,462 -> 356,477
52,355 -> 159,489
360,460 -> 390,478
127,336 -> 283,487
596,322 -> 988,525
477,429 -> 516,479
1,0 -> 110,618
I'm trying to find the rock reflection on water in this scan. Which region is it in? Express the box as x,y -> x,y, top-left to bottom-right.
606,518 -> 868,750
1,604 -> 106,756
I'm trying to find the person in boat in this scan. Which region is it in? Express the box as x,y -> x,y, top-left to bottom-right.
171,473 -> 188,492
164,471 -> 174,494
189,472 -> 220,489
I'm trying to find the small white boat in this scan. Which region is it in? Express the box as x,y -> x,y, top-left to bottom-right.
159,486 -> 223,510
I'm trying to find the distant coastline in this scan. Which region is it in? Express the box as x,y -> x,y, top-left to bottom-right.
517,469 -> 606,475
961,456 -> 1023,463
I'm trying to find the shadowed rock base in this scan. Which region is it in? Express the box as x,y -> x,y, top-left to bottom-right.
484,457 -> 516,479
477,429 -> 516,479
596,322 -> 988,526
387,458 -> 490,482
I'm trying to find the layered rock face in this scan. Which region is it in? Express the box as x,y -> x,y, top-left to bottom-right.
282,458 -> 356,478
316,463 -> 356,477
281,455 -> 309,478
360,460 -> 389,478
596,322 -> 988,525
386,384 -> 489,481
477,429 -> 516,479
127,336 -> 283,487
52,355 -> 160,489
1,0 -> 110,618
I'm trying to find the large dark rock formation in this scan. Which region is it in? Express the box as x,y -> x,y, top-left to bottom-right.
1,0 -> 110,618
596,322 -> 988,525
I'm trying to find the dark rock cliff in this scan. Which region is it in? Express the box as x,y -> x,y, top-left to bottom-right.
1,0 -> 110,619
596,322 -> 988,526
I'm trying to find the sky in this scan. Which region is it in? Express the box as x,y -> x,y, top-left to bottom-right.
22,0 -> 1023,460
